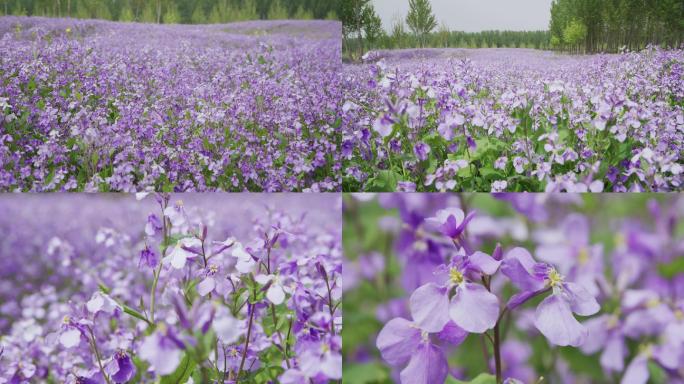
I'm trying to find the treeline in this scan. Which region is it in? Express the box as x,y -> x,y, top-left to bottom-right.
341,0 -> 550,59
0,0 -> 339,23
550,0 -> 684,53
366,28 -> 551,51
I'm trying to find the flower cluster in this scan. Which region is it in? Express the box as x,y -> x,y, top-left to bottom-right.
343,193 -> 684,383
0,193 -> 342,383
0,16 -> 342,192
342,48 -> 684,192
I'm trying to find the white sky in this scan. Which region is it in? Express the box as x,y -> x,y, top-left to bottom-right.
371,0 -> 553,32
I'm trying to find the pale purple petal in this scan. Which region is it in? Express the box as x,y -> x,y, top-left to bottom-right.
409,283 -> 450,333
449,283 -> 499,333
563,282 -> 600,316
620,355 -> 649,384
534,294 -> 586,347
399,342 -> 448,384
376,318 -> 422,366
468,251 -> 501,275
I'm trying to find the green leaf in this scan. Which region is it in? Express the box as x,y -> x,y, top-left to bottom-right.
122,305 -> 150,325
648,361 -> 667,384
366,170 -> 401,192
160,353 -> 196,384
446,373 -> 497,384
342,362 -> 389,384
658,256 -> 684,278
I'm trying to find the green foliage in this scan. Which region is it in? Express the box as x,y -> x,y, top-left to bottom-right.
562,19 -> 587,46
447,373 -> 497,384
1,0 -> 338,23
549,0 -> 684,53
406,0 -> 437,47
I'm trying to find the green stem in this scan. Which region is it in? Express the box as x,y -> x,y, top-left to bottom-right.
236,297 -> 256,384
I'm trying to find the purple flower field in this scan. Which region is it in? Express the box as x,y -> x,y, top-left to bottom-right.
0,17 -> 342,192
342,48 -> 684,192
343,193 -> 684,383
0,193 -> 342,383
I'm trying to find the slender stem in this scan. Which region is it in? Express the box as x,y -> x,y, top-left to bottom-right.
322,270 -> 336,336
494,322 -> 502,384
236,298 -> 256,383
150,201 -> 169,324
88,327 -> 112,384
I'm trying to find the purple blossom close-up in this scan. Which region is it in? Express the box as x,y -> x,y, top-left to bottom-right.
343,193 -> 684,383
0,193 -> 342,383
342,48 -> 683,192
0,17 -> 342,192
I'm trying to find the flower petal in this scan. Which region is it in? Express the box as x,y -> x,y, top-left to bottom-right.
399,342 -> 448,384
376,318 -> 422,366
449,283 -> 499,333
564,282 -> 600,316
620,355 -> 649,384
197,277 -> 216,296
267,284 -> 286,305
534,294 -> 586,346
59,329 -> 81,348
409,283 -> 450,333
468,251 -> 501,275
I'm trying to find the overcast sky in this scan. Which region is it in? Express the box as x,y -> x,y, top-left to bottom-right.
371,0 -> 553,32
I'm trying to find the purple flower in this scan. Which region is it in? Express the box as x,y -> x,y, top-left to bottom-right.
425,207 -> 475,239
410,252 -> 501,333
139,325 -> 185,375
413,142 -> 431,161
501,247 -> 599,346
376,317 -> 449,384
106,350 -> 136,383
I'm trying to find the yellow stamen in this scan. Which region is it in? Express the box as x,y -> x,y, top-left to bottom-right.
449,268 -> 464,285
646,298 -> 660,308
547,269 -> 563,287
578,248 -> 589,265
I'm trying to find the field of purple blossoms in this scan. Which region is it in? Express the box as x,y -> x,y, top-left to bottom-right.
0,17 -> 342,192
343,193 -> 684,384
342,48 -> 684,192
0,193 -> 342,383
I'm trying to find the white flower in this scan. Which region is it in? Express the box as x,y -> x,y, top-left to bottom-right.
163,237 -> 202,269
255,273 -> 287,305
59,328 -> 81,348
213,308 -> 244,344
231,242 -> 255,274
86,291 -> 121,315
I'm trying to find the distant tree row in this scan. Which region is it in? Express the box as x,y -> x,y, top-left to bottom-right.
340,0 -> 550,59
550,0 -> 684,53
0,0 -> 339,23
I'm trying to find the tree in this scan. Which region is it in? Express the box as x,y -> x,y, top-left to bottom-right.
120,4 -> 135,21
362,4 -> 383,46
268,0 -> 289,20
339,0 -> 371,57
563,19 -> 587,53
406,0 -> 437,47
164,2 -> 181,23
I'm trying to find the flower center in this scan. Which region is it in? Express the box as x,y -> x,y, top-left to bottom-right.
228,348 -> 239,357
421,330 -> 429,342
646,298 -> 660,308
208,265 -> 218,275
321,343 -> 330,353
449,268 -> 464,285
62,315 -> 70,324
577,248 -> 589,265
547,269 -> 563,287
413,240 -> 428,252
614,233 -> 626,248
675,310 -> 684,321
